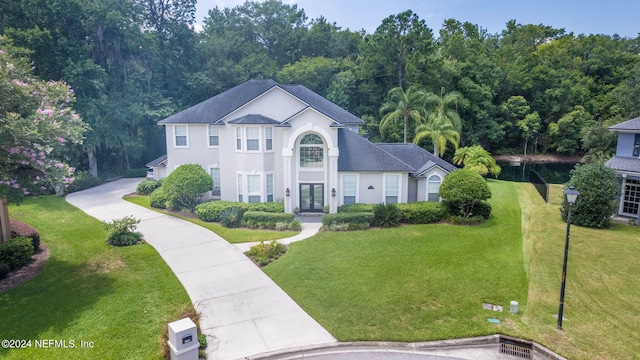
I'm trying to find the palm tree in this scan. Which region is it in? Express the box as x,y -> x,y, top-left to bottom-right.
414,88 -> 463,157
379,87 -> 427,143
453,145 -> 501,177
414,115 -> 460,157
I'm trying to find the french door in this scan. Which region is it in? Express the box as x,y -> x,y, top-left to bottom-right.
300,183 -> 324,212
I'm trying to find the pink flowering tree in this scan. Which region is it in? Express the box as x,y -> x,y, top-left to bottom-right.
0,36 -> 88,242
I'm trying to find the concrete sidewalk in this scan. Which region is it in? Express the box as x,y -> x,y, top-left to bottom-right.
66,178 -> 335,360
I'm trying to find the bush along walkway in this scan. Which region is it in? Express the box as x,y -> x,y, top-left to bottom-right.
233,218 -> 322,253
66,178 -> 335,360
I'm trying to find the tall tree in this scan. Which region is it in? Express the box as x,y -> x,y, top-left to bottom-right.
379,86 -> 427,143
414,115 -> 460,158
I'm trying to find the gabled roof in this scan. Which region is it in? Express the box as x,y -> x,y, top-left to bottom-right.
146,154 -> 167,167
605,156 -> 640,175
376,143 -> 457,175
227,114 -> 279,125
609,116 -> 640,132
337,129 -> 418,172
158,79 -> 364,126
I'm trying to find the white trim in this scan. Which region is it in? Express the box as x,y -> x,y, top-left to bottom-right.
173,125 -> 189,148
266,172 -> 274,202
264,127 -> 274,152
235,127 -> 242,151
208,166 -> 221,197
246,126 -> 261,152
427,174 -> 442,202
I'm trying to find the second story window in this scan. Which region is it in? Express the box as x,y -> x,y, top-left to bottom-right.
246,127 -> 260,151
208,125 -> 219,147
634,134 -> 640,157
236,127 -> 242,151
174,125 -> 188,147
265,127 -> 273,151
300,134 -> 324,168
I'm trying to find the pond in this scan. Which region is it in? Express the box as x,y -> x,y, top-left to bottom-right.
496,161 -> 579,184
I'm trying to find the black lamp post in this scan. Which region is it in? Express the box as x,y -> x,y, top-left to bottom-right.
558,186 -> 580,330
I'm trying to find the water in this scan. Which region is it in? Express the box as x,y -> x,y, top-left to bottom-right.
497,161 -> 579,184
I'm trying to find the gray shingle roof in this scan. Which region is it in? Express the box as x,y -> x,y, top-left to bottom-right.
158,79 -> 364,125
337,129 -> 418,172
146,154 -> 167,167
605,156 -> 640,174
609,116 -> 640,131
376,143 -> 457,174
227,114 -> 280,125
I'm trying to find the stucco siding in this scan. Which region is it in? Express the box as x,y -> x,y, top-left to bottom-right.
226,87 -> 306,122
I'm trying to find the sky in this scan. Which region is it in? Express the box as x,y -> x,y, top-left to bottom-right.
194,0 -> 640,38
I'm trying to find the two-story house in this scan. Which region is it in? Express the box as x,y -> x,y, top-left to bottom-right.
605,116 -> 640,219
148,79 -> 456,214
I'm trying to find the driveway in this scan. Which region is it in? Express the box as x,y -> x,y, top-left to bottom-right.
66,178 -> 336,360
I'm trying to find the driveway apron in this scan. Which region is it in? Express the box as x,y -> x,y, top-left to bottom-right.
66,178 -> 336,360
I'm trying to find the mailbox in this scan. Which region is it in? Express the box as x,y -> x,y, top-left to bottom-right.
168,318 -> 199,360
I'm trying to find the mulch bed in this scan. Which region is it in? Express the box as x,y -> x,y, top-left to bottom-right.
0,242 -> 50,293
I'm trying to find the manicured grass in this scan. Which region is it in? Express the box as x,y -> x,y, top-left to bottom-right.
515,182 -> 640,359
124,195 -> 299,243
266,180 -> 640,359
0,196 -> 192,359
265,180 -> 528,341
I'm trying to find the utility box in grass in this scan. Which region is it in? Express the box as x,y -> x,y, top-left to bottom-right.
168,318 -> 199,360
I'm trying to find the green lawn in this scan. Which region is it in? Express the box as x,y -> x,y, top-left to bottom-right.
265,180 -> 528,341
0,196 -> 192,359
265,180 -> 640,359
124,196 -> 299,243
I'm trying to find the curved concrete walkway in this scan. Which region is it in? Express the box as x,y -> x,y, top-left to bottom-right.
66,178 -> 335,360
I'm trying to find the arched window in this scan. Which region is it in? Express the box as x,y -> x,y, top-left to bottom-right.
299,134 -> 324,168
427,175 -> 442,202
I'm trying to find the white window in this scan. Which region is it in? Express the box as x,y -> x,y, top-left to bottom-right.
208,125 -> 219,147
247,175 -> 261,203
342,174 -> 357,205
427,175 -> 442,202
265,127 -> 273,151
174,125 -> 188,147
266,173 -> 274,202
210,168 -> 220,196
246,127 -> 260,151
236,127 -> 242,151
385,174 -> 400,204
622,178 -> 640,216
237,173 -> 243,202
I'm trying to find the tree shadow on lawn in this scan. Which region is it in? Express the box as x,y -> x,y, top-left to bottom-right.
0,257 -> 115,357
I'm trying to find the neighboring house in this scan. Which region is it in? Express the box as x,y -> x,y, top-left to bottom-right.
151,79 -> 456,214
605,116 -> 640,219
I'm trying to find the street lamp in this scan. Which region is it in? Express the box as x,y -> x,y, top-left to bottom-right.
558,186 -> 580,330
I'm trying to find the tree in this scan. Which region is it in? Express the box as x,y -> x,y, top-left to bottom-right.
561,163 -> 618,228
414,116 -> 460,158
0,37 -> 88,241
548,105 -> 594,154
161,164 -> 213,212
453,145 -> 501,177
517,112 -> 541,156
439,169 -> 491,218
379,86 -> 426,143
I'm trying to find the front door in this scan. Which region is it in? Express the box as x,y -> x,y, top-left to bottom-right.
300,183 -> 324,212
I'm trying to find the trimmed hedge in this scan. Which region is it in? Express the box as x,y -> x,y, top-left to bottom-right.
196,201 -> 284,222
337,203 -> 375,213
396,202 -> 448,224
124,168 -> 148,178
10,218 -> 40,250
244,211 -> 295,224
137,179 -> 163,195
322,212 -> 374,231
0,236 -> 34,270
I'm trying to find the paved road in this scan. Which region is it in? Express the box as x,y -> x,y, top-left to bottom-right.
66,178 -> 336,360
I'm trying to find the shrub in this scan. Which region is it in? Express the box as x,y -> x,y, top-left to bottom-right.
396,202 -> 448,224
338,203 -> 375,213
10,218 -> 40,250
66,171 -> 103,193
561,163 -> 619,228
246,241 -> 287,267
0,236 -> 34,270
162,164 -> 214,212
442,200 -> 492,220
105,216 -> 143,246
219,207 -> 244,228
439,169 -> 491,218
373,203 -> 402,228
322,212 -> 374,230
137,179 -> 163,195
0,262 -> 9,279
450,215 -> 485,226
150,187 -> 169,209
243,211 -> 296,230
196,201 -> 284,222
